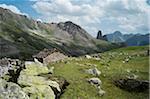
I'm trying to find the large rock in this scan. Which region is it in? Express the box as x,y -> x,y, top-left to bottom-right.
0,58 -> 24,82
85,55 -> 92,59
96,30 -> 102,39
18,75 -> 61,92
23,85 -> 55,99
0,79 -> 29,99
22,62 -> 50,76
88,78 -> 105,96
18,62 -> 61,99
96,30 -> 107,41
98,89 -> 106,96
114,79 -> 149,92
87,77 -> 102,86
48,76 -> 70,98
85,68 -> 101,76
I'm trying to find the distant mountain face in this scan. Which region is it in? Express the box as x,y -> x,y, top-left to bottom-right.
105,31 -> 149,46
0,7 -> 119,59
125,34 -> 150,46
106,31 -> 126,43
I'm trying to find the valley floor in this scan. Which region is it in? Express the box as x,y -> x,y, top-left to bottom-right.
0,46 -> 149,99
48,46 -> 149,99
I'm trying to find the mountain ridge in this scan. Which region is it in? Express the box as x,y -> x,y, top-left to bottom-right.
0,7 -> 119,59
104,31 -> 149,46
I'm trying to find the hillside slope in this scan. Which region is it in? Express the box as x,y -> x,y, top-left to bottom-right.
0,7 -> 117,59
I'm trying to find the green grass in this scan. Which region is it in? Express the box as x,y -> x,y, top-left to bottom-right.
48,46 -> 149,99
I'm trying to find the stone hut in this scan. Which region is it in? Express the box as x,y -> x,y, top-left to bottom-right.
33,48 -> 67,64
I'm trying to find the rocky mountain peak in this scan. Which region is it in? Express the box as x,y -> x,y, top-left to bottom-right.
0,7 -> 12,18
113,31 -> 122,36
0,7 -> 25,17
57,21 -> 85,35
0,7 -> 9,12
96,30 -> 107,41
96,30 -> 102,39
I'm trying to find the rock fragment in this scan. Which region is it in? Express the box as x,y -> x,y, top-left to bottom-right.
85,68 -> 101,76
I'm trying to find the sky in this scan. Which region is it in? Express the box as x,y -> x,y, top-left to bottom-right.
0,0 -> 150,37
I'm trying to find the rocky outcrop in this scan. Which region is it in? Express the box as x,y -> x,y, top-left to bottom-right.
48,76 -> 70,99
18,62 -> 60,99
96,30 -> 107,41
88,77 -> 102,86
0,78 -> 29,99
57,21 -> 84,36
114,79 -> 149,92
85,55 -> 92,59
85,68 -> 101,76
103,35 -> 108,41
87,77 -> 105,96
0,58 -> 24,82
96,30 -> 102,39
0,57 -> 69,99
18,61 -> 69,99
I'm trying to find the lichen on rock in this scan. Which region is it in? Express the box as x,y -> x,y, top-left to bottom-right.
23,85 -> 55,99
0,78 -> 29,99
18,62 -> 61,99
22,62 -> 50,76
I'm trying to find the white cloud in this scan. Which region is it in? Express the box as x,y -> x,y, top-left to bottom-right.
32,0 -> 103,17
32,0 -> 150,36
0,4 -> 28,16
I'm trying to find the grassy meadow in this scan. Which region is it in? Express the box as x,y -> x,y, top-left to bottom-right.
48,46 -> 149,99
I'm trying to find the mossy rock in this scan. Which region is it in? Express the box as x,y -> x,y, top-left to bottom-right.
18,75 -> 56,99
18,62 -> 61,99
22,62 -> 50,76
23,85 -> 55,99
0,78 -> 29,99
18,74 -> 60,92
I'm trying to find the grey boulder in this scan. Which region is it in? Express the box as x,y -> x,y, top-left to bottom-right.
0,78 -> 29,99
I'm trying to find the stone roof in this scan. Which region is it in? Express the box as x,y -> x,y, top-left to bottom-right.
33,48 -> 65,59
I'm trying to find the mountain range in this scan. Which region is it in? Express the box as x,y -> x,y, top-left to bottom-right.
97,31 -> 149,46
0,7 -> 120,59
